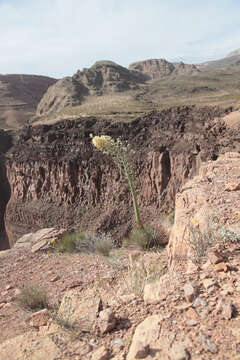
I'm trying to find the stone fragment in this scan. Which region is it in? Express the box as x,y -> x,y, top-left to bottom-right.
199,306 -> 211,319
202,278 -> 216,290
198,333 -> 218,354
112,338 -> 124,354
208,249 -> 223,264
134,341 -> 150,359
193,297 -> 207,308
183,282 -> 198,303
216,298 -> 234,320
144,274 -> 178,304
186,308 -> 199,321
225,182 -> 240,191
58,289 -> 102,332
91,345 -> 109,360
215,262 -> 228,272
50,275 -> 60,282
127,315 -> 161,360
29,309 -> 50,328
97,308 -> 117,334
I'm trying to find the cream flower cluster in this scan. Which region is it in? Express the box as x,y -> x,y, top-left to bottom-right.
92,135 -> 112,150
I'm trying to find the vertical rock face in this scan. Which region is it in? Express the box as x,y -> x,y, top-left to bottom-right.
168,152 -> 240,271
2,105 -> 237,247
0,130 -> 12,249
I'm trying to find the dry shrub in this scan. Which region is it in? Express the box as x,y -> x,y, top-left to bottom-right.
54,231 -> 112,256
15,285 -> 49,311
124,223 -> 169,251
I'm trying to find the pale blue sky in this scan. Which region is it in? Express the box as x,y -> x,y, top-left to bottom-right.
0,0 -> 240,78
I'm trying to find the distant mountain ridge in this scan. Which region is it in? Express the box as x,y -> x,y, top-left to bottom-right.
2,47 -> 240,128
129,59 -> 199,80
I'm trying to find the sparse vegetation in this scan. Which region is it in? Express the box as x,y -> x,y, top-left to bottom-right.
54,231 -> 112,256
124,227 -> 157,250
123,226 -> 167,251
123,255 -> 167,297
14,285 -> 49,311
188,223 -> 216,264
187,216 -> 240,264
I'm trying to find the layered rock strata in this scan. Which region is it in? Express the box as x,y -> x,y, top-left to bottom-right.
2,105 -> 239,247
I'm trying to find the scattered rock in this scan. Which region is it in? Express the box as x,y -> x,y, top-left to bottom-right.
183,282 -> 198,302
97,308 -> 117,334
198,333 -> 218,354
215,262 -> 228,272
216,298 -> 234,320
91,345 -> 110,360
50,275 -> 60,282
133,341 -> 150,359
127,315 -> 161,360
186,308 -> 199,321
202,278 -> 217,290
29,309 -> 50,328
208,249 -> 224,264
58,290 -> 102,332
225,182 -> 240,191
112,338 -> 124,354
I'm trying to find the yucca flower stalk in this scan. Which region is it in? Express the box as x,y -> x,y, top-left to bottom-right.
91,135 -> 143,229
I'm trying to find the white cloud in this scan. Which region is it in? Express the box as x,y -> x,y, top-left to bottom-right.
0,0 -> 240,77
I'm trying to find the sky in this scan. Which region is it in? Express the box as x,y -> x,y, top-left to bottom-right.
0,0 -> 240,78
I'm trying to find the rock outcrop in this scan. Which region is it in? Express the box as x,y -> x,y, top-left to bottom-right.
36,61 -> 147,117
3,105 -> 239,248
36,76 -> 88,117
168,152 -> 240,271
129,59 -> 199,80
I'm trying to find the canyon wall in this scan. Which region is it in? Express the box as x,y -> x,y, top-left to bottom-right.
0,130 -> 12,249
3,105 -> 239,247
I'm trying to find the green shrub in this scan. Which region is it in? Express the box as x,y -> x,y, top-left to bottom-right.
54,233 -> 77,253
54,231 -> 112,256
14,285 -> 49,311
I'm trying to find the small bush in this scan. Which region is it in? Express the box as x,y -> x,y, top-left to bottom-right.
54,231 -> 112,256
219,226 -> 240,243
188,224 -> 216,264
54,233 -> 77,253
15,285 -> 49,311
125,226 -> 162,250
